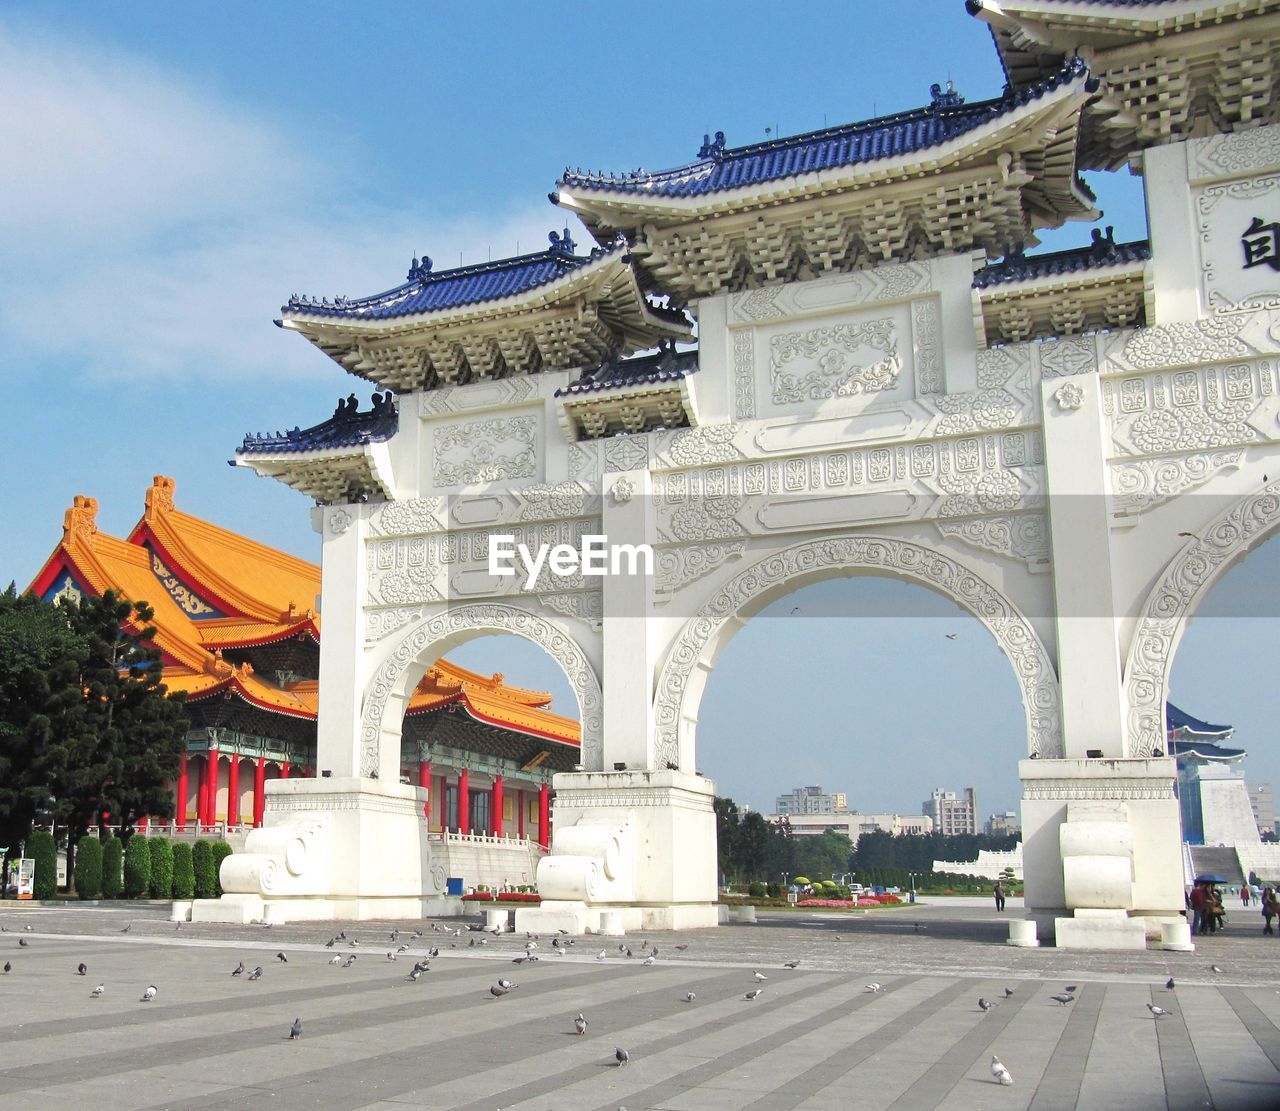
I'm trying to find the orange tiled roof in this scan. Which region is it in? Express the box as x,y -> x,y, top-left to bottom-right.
27,480 -> 580,744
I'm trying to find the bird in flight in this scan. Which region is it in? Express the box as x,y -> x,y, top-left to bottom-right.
945,633 -> 958,640
991,1056 -> 1013,1086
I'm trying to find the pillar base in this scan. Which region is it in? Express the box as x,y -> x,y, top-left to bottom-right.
513,900 -> 721,935
1006,919 -> 1039,947
1054,908 -> 1148,950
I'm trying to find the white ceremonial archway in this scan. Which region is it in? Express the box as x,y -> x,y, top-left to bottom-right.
360,602 -> 604,777
1124,478 -> 1280,757
653,534 -> 1063,772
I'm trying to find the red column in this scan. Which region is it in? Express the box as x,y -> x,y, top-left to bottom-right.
491,775 -> 504,837
176,753 -> 188,830
537,783 -> 550,849
280,760 -> 291,780
458,769 -> 470,835
205,748 -> 220,825
418,760 -> 431,821
227,757 -> 241,826
253,757 -> 266,827
196,757 -> 208,826
436,775 -> 446,829
518,788 -> 526,840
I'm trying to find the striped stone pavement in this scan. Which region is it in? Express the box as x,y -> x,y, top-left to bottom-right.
1,911 -> 1279,1109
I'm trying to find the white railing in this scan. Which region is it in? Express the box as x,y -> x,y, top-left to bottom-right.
36,821 -> 253,844
434,829 -> 539,849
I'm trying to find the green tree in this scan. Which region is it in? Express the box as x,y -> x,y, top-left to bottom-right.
73,834 -> 103,898
123,834 -> 151,898
714,797 -> 740,883
149,837 -> 174,899
734,812 -> 776,882
101,836 -> 123,898
28,829 -> 57,900
192,840 -> 217,899
172,841 -> 195,899
211,841 -> 233,897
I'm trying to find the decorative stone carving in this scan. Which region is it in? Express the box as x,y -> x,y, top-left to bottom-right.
1124,479 -> 1280,756
655,541 -> 748,598
362,604 -> 603,776
371,497 -> 446,537
1199,175 -> 1280,314
1055,383 -> 1085,411
1110,450 -> 1245,516
1039,337 -> 1097,379
1194,128 -> 1280,178
567,441 -> 600,481
733,329 -> 757,420
726,261 -> 930,325
432,416 -> 537,486
936,514 -> 1050,571
539,591 -> 604,626
368,536 -> 444,606
912,299 -> 942,395
769,319 -> 901,404
603,436 -> 648,473
663,424 -> 744,467
418,377 -> 537,416
220,817 -> 332,897
327,509 -> 353,536
976,344 -> 1032,390
364,606 -> 424,646
653,534 -> 1062,770
611,476 -> 635,504
929,386 -> 1024,435
1115,315 -> 1254,371
518,482 -> 590,522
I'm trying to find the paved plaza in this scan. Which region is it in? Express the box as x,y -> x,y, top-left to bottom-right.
2,903 -> 1280,1109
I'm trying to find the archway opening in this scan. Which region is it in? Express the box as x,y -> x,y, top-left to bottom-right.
691,574 -> 1030,894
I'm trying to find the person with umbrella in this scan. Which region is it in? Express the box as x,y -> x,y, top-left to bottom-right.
1190,880 -> 1209,935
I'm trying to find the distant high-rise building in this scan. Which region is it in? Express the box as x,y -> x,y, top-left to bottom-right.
923,787 -> 977,836
774,786 -> 848,816
985,810 -> 1021,837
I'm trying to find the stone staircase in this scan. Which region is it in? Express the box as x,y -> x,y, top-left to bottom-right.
1187,845 -> 1244,885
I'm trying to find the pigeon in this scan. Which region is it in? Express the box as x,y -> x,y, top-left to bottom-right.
2,962 -> 9,973
525,940 -> 538,951
325,938 -> 335,948
120,924 -> 131,934
497,978 -> 514,989
614,1047 -> 630,1066
1210,965 -> 1223,974
684,991 -> 696,1002
390,929 -> 399,942
329,955 -> 342,965
642,955 -> 656,966
745,989 -> 764,1000
945,633 -> 958,640
335,931 -> 345,940
623,946 -> 633,958
289,1017 -> 302,1040
1147,1003 -> 1173,1018
650,946 -> 659,959
978,997 -> 997,1012
397,945 -> 408,953
865,983 -> 883,993
343,955 -> 357,968
597,950 -> 607,961
140,985 -> 157,1002
18,938 -> 28,947
574,1013 -> 588,1035
675,944 -> 689,951
1064,985 -> 1078,994
1166,977 -> 1176,990
386,952 -> 397,962
991,1056 -> 1013,1085
412,929 -> 423,938
406,968 -> 423,982
1050,994 -> 1074,1006
913,923 -> 928,933
753,971 -> 768,982
414,959 -> 431,972
90,983 -> 104,997
276,952 -> 288,963
77,963 -> 87,976
1004,987 -> 1015,998
512,955 -> 538,964
783,960 -> 801,969
490,983 -> 512,998
232,961 -> 245,976
248,966 -> 264,980
23,925 -> 32,931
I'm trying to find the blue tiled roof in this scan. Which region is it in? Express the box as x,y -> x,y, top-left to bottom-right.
558,58 -> 1094,200
1169,738 -> 1246,762
282,231 -> 621,322
1167,702 -> 1233,739
238,393 -> 398,456
556,346 -> 698,397
973,230 -> 1150,288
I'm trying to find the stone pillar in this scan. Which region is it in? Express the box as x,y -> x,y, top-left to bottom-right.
492,775 -> 504,837
227,756 -> 240,827
418,760 -> 431,821
1039,372 -> 1126,758
537,783 -> 550,849
281,760 -> 291,780
458,769 -> 470,835
253,758 -> 266,828
176,753 -> 188,831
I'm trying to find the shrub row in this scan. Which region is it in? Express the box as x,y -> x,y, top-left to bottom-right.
31,836 -> 231,901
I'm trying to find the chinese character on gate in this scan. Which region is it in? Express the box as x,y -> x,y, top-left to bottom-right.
1241,216 -> 1280,271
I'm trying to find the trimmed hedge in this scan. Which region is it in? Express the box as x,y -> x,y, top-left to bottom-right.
102,837 -> 123,899
192,840 -> 217,900
29,830 -> 57,900
149,838 -> 174,900
124,835 -> 151,898
211,841 -> 233,897
74,835 -> 103,899
172,842 -> 195,900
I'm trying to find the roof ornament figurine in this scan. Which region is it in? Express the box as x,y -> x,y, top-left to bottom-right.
697,131 -> 727,160
407,254 -> 433,283
1089,225 -> 1118,261
929,80 -> 964,109
547,228 -> 577,258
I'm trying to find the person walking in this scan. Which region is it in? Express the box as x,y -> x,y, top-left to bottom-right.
1242,883 -> 1251,908
1207,886 -> 1225,933
1190,882 -> 1208,935
993,880 -> 1005,912
1263,887 -> 1276,935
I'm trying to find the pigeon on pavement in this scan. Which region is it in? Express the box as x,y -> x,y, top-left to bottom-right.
978,997 -> 997,1012
1050,993 -> 1074,1006
18,938 -> 28,947
140,985 -> 157,1002
783,960 -> 801,969
490,983 -> 512,998
329,955 -> 342,965
406,968 -> 423,982
1064,985 -> 1078,994
1003,987 -> 1015,998
684,992 -> 696,1002
120,924 -> 131,934
2,962 -> 9,973
574,1013 -> 588,1035
90,983 -> 104,997
865,983 -> 883,993
276,952 -> 288,963
1166,977 -> 1176,990
991,1056 -> 1013,1085
343,955 -> 357,968
289,1018 -> 302,1040
614,1047 -> 630,1066
248,966 -> 264,980
1210,965 -> 1223,974
642,955 -> 656,966
745,989 -> 764,1000
232,962 -> 245,976
1147,1003 -> 1173,1018
753,971 -> 768,982
77,963 -> 87,976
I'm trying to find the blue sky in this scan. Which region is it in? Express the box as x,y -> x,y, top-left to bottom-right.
4,2 -> 1275,819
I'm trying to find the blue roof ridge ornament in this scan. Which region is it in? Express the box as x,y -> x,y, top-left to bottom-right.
929,81 -> 965,110
237,391 -> 398,456
548,228 -> 577,258
407,254 -> 433,283
698,131 -> 727,161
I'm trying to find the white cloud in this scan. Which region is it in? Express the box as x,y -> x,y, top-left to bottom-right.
0,20 -> 565,382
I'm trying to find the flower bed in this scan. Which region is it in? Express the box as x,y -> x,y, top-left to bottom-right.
796,898 -> 853,908
461,891 -> 541,903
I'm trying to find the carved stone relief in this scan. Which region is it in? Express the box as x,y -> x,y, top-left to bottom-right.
603,436 -> 649,473
1124,480 -> 1280,756
1110,450 -> 1245,516
655,541 -> 748,599
418,377 -> 538,416
653,534 -> 1062,770
769,318 -> 901,404
364,606 -> 424,645
367,536 -> 444,605
733,329 -> 757,420
432,415 -> 537,486
727,261 -> 931,325
912,299 -> 942,395
363,604 -> 603,776
1039,336 -> 1098,379
1193,127 -> 1280,179
1198,175 -> 1280,314
936,514 -> 1050,571
538,590 -> 604,628
370,497 -> 446,537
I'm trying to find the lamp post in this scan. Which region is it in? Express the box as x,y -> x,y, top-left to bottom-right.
782,871 -> 790,891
